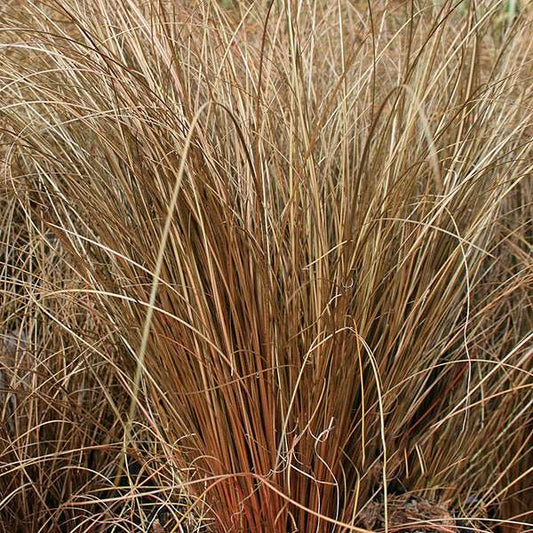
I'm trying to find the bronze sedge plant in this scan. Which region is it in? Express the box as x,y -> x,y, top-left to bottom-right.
0,191 -> 197,530
0,195 -> 113,531
1,0 -> 531,531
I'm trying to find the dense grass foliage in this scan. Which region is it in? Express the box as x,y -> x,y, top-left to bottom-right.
1,1 -> 531,531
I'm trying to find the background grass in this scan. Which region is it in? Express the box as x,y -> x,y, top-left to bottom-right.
1,0 -> 532,531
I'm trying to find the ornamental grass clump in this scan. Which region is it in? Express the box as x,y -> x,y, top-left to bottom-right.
1,0 -> 531,531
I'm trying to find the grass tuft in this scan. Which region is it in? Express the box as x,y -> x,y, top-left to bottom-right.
1,0 -> 531,531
